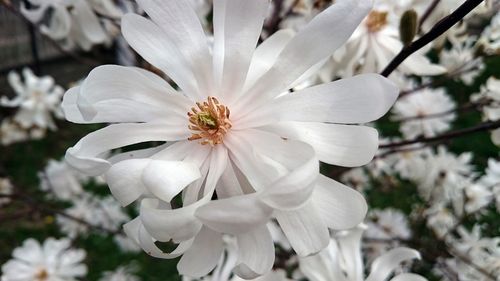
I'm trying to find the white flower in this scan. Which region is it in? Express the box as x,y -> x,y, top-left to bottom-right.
464,183 -> 493,214
299,225 -> 426,281
479,158 -> 500,211
99,266 -> 140,281
425,203 -> 457,238
63,0 -> 399,278
479,11 -> 500,54
332,0 -> 446,77
1,237 -> 87,281
439,38 -> 484,85
365,209 -> 412,240
1,68 -> 64,132
39,159 -> 85,201
392,88 -> 456,139
0,178 -> 13,206
473,77 -> 500,122
21,0 -> 113,50
0,118 -> 29,145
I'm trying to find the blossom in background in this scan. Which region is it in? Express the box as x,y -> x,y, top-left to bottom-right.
21,0 -> 118,50
365,209 -> 412,240
471,77 -> 500,146
299,225 -> 426,281
39,159 -> 86,201
0,178 -> 13,206
463,183 -> 493,214
479,158 -> 500,211
1,237 -> 87,281
392,88 -> 456,139
99,265 -> 140,281
479,11 -> 500,55
425,203 -> 457,238
1,68 -> 64,133
63,0 -> 399,278
439,38 -> 484,85
332,0 -> 446,77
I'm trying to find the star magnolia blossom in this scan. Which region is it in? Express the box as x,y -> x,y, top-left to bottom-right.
1,238 -> 87,281
63,0 -> 399,278
299,225 -> 426,281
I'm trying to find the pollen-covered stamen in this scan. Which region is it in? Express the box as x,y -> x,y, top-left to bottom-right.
188,96 -> 232,146
366,11 -> 388,33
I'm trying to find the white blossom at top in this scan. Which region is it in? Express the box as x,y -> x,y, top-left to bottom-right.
332,0 -> 446,77
63,0 -> 399,278
21,0 -> 119,50
392,88 -> 456,139
0,237 -> 87,281
299,225 -> 426,281
1,68 -> 64,132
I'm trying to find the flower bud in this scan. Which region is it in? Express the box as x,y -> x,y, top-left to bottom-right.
400,9 -> 418,47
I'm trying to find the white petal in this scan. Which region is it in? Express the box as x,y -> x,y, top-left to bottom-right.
142,160 -> 201,202
336,226 -> 365,281
366,248 -> 421,281
313,175 -> 367,230
72,1 -> 108,44
234,225 -> 275,279
66,123 -> 190,176
140,197 -> 209,242
178,227 -> 224,278
212,0 -> 269,102
243,74 -> 399,127
275,200 -> 330,256
64,65 -> 191,124
136,0 -> 213,100
105,159 -> 150,206
243,29 -> 295,92
261,122 -> 379,167
234,0 -> 372,117
195,193 -> 273,235
121,14 -> 199,97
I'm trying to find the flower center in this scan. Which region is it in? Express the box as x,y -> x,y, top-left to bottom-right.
35,269 -> 49,281
366,11 -> 388,33
188,96 -> 232,146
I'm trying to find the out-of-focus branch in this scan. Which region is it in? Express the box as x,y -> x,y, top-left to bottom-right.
380,120 -> 500,149
419,0 -> 441,30
381,0 -> 485,77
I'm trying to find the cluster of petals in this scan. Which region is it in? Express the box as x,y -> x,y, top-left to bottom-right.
63,0 -> 399,278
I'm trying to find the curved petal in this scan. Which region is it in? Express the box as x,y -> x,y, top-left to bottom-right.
336,226 -> 365,281
142,160 -> 201,202
136,0 -> 212,100
313,175 -> 367,230
234,0 -> 373,117
366,248 -> 421,281
177,227 -> 224,278
261,122 -> 379,167
275,200 -> 330,256
66,123 -> 190,176
105,159 -> 150,206
234,225 -> 275,279
195,193 -> 273,235
240,74 -> 399,128
140,197 -> 209,243
121,14 -> 199,97
212,0 -> 269,102
72,0 -> 108,44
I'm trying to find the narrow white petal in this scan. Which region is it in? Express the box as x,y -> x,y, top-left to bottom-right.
366,248 -> 421,281
336,227 -> 365,281
195,193 -> 273,235
212,0 -> 269,102
142,160 -> 201,202
261,122 -> 379,167
234,225 -> 275,279
313,175 -> 367,230
275,200 -> 330,256
121,14 -> 199,97
235,0 -> 373,117
177,227 -> 224,277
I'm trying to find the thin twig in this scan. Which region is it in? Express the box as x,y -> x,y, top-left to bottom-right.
380,120 -> 500,149
381,0 -> 485,77
419,0 -> 441,30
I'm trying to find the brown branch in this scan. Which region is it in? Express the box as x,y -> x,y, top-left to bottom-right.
381,0 -> 485,77
380,120 -> 500,149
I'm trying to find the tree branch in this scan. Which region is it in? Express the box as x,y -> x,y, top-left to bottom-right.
381,0 -> 485,77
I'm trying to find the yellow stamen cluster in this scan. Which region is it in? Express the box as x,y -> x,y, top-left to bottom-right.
366,11 -> 388,33
35,269 -> 49,281
188,96 -> 232,146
